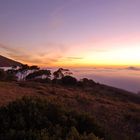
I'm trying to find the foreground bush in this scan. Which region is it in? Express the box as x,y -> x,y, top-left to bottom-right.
0,69 -> 17,81
61,76 -> 77,86
0,97 -> 103,140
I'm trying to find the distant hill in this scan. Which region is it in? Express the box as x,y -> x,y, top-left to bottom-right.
0,55 -> 22,67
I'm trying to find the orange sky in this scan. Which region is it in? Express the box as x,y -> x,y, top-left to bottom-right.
0,0 -> 140,67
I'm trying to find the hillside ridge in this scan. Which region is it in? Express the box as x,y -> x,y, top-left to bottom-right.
0,55 -> 22,67
0,81 -> 140,140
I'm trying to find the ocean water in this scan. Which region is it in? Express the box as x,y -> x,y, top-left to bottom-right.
70,67 -> 140,93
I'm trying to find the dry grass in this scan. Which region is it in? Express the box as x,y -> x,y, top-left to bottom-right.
0,81 -> 140,140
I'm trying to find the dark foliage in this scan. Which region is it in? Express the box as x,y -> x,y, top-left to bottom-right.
26,70 -> 51,80
0,97 -> 103,140
61,76 -> 77,86
31,77 -> 52,84
29,65 -> 40,70
52,78 -> 62,84
0,69 -> 17,81
53,68 -> 71,79
19,64 -> 30,72
53,68 -> 65,79
78,78 -> 96,87
0,69 -> 6,80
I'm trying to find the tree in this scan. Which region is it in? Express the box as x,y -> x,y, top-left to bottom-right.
61,76 -> 77,86
0,69 -> 17,81
53,68 -> 72,79
6,70 -> 17,81
78,78 -> 96,87
0,69 -> 6,81
29,65 -> 40,70
18,64 -> 30,72
16,64 -> 40,81
26,70 -> 51,80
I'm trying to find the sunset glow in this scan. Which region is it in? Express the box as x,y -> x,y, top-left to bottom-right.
0,0 -> 140,67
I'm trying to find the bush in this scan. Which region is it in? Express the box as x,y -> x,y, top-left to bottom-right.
0,69 -> 6,80
82,78 -> 96,86
0,69 -> 17,81
61,76 -> 77,86
0,97 -> 104,140
32,78 -> 51,83
5,72 -> 17,81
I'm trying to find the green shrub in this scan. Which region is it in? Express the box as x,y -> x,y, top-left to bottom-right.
0,97 -> 103,140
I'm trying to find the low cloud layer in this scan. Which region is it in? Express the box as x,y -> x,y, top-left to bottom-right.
126,66 -> 140,71
66,57 -> 83,60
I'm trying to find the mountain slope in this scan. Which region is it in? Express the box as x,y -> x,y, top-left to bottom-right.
0,55 -> 22,67
0,81 -> 140,140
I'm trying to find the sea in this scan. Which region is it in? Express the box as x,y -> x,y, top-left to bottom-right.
46,66 -> 140,94
70,67 -> 140,93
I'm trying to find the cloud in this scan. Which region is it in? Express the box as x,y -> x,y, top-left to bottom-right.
0,43 -> 68,66
48,5 -> 66,31
66,57 -> 83,60
0,43 -> 40,64
0,43 -> 19,54
126,66 -> 140,71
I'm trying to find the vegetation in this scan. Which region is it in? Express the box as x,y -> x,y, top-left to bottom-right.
0,69 -> 17,81
0,69 -> 6,80
26,70 -> 51,80
0,97 -> 103,140
53,68 -> 72,79
61,76 -> 77,86
0,79 -> 139,140
0,64 -> 140,140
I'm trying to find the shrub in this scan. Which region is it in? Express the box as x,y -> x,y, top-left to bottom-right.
80,78 -> 96,87
0,69 -> 6,80
5,72 -> 17,81
0,69 -> 17,81
0,97 -> 104,140
61,76 -> 77,86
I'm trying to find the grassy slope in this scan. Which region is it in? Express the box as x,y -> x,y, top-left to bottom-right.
0,81 -> 140,140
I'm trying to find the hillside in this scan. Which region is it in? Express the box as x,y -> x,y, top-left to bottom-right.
0,55 -> 21,67
0,81 -> 140,140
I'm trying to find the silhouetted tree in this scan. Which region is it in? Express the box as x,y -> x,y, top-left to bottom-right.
53,68 -> 72,79
62,76 -> 77,86
6,71 -> 17,81
0,69 -> 17,81
30,65 -> 40,70
16,64 -> 40,80
12,65 -> 18,69
79,78 -> 96,87
26,70 -> 51,80
0,69 -> 6,80
19,64 -> 30,72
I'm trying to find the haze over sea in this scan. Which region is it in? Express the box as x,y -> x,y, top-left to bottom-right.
1,0 -> 140,94
70,67 -> 140,93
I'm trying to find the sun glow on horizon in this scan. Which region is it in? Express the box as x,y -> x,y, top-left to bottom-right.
0,0 -> 140,68
13,43 -> 140,68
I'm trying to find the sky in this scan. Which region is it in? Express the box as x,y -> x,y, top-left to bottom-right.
0,0 -> 140,67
